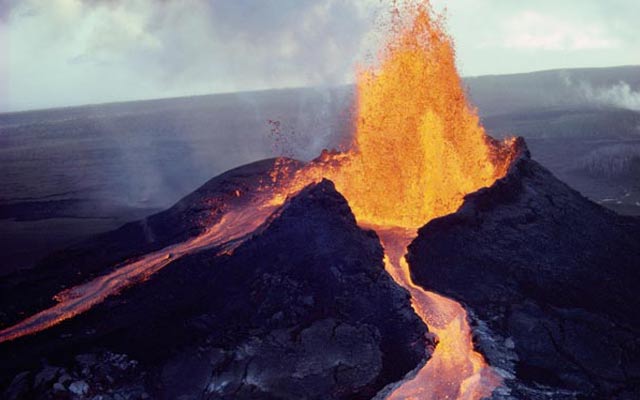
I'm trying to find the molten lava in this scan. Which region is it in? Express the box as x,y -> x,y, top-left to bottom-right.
336,2 -> 512,228
265,2 -> 517,398
270,1 -> 515,228
0,202 -> 280,344
0,2 -> 518,399
375,228 -> 500,400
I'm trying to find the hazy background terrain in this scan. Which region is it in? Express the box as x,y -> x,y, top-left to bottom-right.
4,0 -> 640,112
1,65 -> 639,275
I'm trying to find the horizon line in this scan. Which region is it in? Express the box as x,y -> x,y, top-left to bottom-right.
2,64 -> 638,115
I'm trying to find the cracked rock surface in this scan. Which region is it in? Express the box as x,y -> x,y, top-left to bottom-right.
1,168 -> 427,399
409,144 -> 640,399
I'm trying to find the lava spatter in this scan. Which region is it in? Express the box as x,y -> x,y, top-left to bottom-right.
263,2 -> 516,398
1,2 -> 516,399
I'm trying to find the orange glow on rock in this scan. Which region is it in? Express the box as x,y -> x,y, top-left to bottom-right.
375,227 -> 501,400
0,3 -> 517,399
271,1 -> 516,228
266,2 -> 517,398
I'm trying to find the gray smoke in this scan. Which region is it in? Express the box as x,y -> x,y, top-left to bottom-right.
2,0 -> 377,111
580,81 -> 640,111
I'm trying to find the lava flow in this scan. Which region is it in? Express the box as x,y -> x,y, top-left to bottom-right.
375,228 -> 500,400
0,201 -> 280,344
266,2 -> 516,398
1,1 -> 517,399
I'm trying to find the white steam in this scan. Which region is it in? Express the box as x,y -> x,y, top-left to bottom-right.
579,81 -> 640,111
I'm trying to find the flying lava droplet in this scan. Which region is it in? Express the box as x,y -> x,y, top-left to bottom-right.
1,2 -> 518,399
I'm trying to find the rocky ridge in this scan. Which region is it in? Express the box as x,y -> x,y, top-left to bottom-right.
408,141 -> 640,399
1,172 -> 427,399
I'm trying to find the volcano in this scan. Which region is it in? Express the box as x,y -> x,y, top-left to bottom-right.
409,145 -> 640,398
0,165 -> 428,399
3,140 -> 640,400
2,2 -> 640,400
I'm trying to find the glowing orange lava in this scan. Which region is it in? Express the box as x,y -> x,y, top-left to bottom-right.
1,2 -> 517,399
0,202 -> 279,344
266,2 -> 518,399
270,1 -> 515,228
375,228 -> 500,400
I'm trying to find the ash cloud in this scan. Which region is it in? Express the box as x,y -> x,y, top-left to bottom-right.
2,0 -> 378,111
4,0 -> 640,112
2,0 -> 369,210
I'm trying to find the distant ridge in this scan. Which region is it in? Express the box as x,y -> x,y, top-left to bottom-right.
2,65 -> 638,115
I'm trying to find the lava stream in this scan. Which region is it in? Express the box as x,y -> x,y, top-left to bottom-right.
2,2 -> 514,399
0,200 -> 279,344
373,227 -> 499,400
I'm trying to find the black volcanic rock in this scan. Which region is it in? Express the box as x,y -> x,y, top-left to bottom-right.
0,158 -> 302,328
1,179 -> 427,399
408,142 -> 640,399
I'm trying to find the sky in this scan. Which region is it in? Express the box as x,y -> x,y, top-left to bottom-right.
1,0 -> 639,112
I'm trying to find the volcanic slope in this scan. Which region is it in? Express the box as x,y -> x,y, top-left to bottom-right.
408,143 -> 640,399
0,171 -> 427,399
0,158 -> 301,329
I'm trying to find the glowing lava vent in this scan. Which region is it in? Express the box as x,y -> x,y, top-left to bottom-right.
267,1 -> 519,398
271,1 -> 516,228
0,1 -> 520,399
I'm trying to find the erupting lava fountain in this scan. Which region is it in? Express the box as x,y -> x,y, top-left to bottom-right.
266,2 -> 519,398
0,2 -> 520,399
